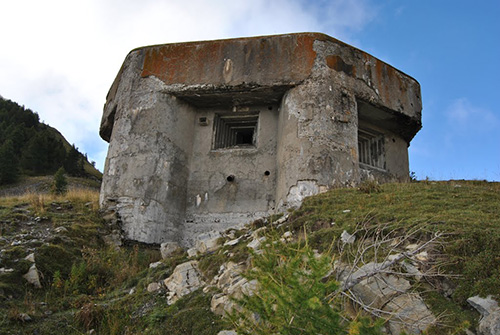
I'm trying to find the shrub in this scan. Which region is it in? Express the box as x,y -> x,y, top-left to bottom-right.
227,238 -> 382,335
52,167 -> 68,195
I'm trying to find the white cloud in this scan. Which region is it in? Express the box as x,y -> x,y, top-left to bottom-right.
446,97 -> 498,131
0,0 -> 374,171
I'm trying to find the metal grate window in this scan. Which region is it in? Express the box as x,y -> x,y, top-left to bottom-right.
213,114 -> 259,149
358,128 -> 386,170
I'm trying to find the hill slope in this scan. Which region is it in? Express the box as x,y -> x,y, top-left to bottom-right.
0,181 -> 499,334
0,96 -> 102,185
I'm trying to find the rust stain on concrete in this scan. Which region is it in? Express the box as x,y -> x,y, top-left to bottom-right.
141,34 -> 318,86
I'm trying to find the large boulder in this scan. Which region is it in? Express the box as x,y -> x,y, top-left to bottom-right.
338,261 -> 435,334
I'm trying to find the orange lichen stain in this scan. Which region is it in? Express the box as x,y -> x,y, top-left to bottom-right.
351,147 -> 357,160
141,34 -> 318,86
326,55 -> 356,77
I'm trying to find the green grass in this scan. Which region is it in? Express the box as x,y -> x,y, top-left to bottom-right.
1,180 -> 499,334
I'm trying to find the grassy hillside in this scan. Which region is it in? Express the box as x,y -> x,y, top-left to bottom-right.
0,180 -> 498,334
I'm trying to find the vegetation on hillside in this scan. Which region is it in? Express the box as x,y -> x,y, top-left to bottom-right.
0,180 -> 498,334
0,97 -> 101,185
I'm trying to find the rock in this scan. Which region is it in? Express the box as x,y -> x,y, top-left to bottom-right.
468,296 -> 500,335
402,261 -> 423,281
339,262 -> 435,334
282,231 -> 293,242
247,237 -> 266,250
147,282 -> 162,293
350,266 -> 411,309
405,243 -> 419,251
211,293 -> 235,316
415,251 -> 429,261
24,253 -> 35,263
195,230 -> 221,254
23,264 -> 42,288
210,261 -> 257,316
0,267 -> 14,273
163,260 -> 205,304
54,226 -> 68,233
217,331 -> 238,335
273,214 -> 289,226
18,313 -> 32,322
479,310 -> 500,335
129,287 -> 136,295
160,241 -> 181,259
468,296 -> 499,317
187,247 -> 198,258
384,293 -> 436,334
340,230 -> 355,244
224,237 -> 241,246
149,261 -> 163,269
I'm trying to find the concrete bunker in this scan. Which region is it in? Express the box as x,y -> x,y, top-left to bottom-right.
99,33 -> 422,246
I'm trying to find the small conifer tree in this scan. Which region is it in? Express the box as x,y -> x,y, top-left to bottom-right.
52,167 -> 68,195
227,237 -> 383,335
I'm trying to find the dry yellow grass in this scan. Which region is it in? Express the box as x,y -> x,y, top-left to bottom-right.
0,188 -> 100,214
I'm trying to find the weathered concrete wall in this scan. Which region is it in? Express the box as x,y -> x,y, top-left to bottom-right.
100,33 -> 422,246
183,105 -> 278,245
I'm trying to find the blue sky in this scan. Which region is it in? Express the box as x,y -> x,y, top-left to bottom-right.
0,0 -> 498,181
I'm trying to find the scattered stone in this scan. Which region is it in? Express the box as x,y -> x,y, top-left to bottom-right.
160,241 -> 181,259
415,251 -> 429,261
224,237 -> 241,246
467,294 -> 500,334
54,226 -> 68,233
195,230 -> 222,254
405,244 -> 419,251
478,310 -> 500,335
18,313 -> 32,322
24,253 -> 35,263
187,248 -> 198,258
129,287 -> 136,295
273,214 -> 289,226
340,230 -> 355,244
210,261 -> 257,316
247,237 -> 266,250
164,261 -> 205,304
217,330 -> 238,335
338,261 -> 435,334
0,267 -> 14,273
349,263 -> 411,309
402,261 -> 423,281
468,295 -> 499,317
342,209 -> 351,213
384,293 -> 436,335
23,264 -> 42,288
147,282 -> 162,293
282,231 -> 293,240
149,261 -> 163,269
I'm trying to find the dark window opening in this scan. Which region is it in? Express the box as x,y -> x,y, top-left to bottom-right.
213,113 -> 258,149
358,128 -> 386,170
235,129 -> 254,145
